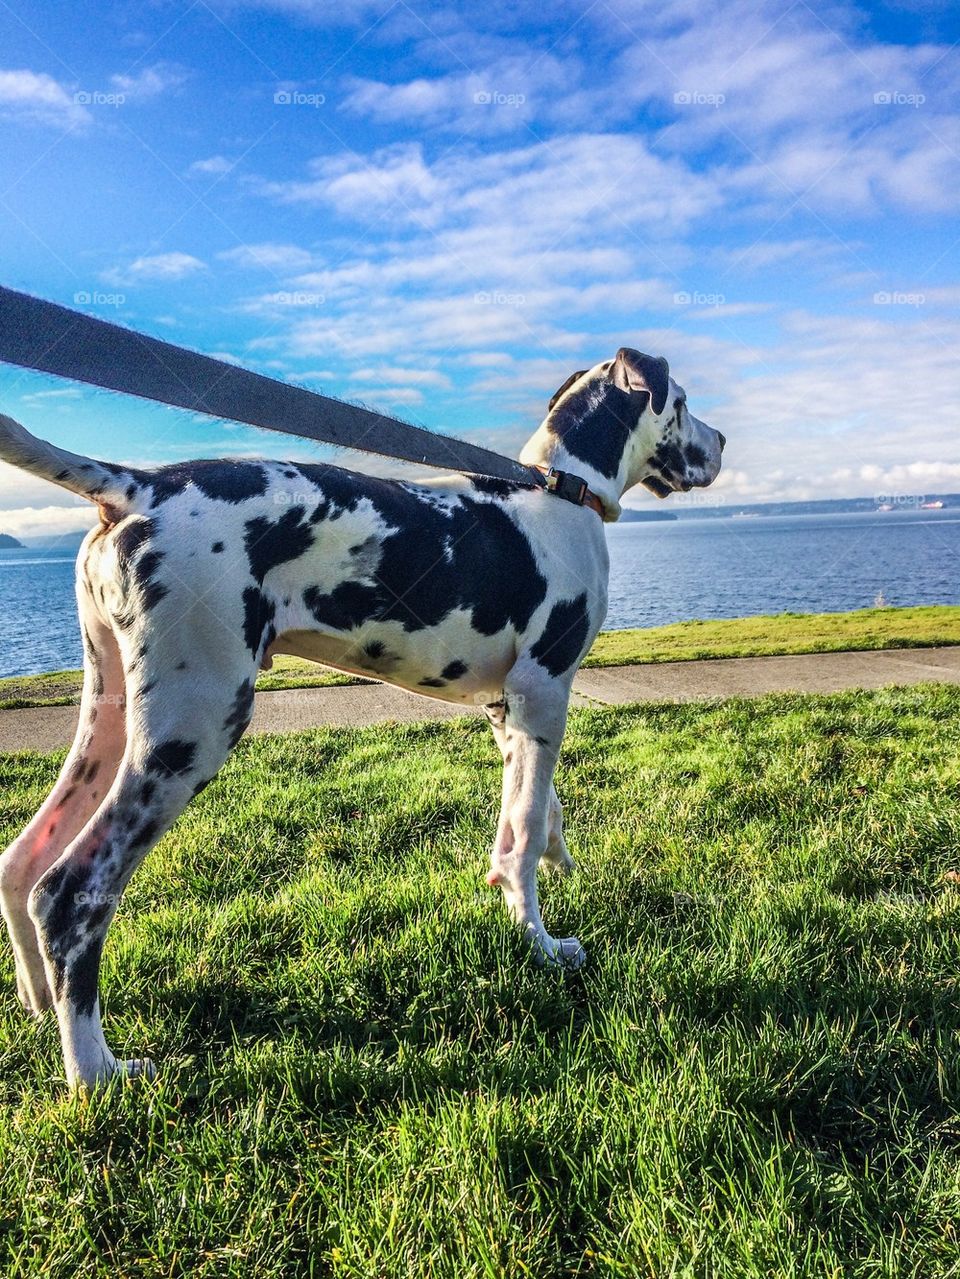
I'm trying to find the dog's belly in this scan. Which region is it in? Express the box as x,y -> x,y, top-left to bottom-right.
268,621 -> 516,707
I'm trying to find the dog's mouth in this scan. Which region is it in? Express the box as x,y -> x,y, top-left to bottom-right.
642,472 -> 685,499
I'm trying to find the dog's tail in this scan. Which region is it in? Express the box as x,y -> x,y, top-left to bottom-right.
0,413 -> 139,516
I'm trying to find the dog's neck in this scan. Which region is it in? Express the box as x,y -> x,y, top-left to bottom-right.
519,422 -> 627,522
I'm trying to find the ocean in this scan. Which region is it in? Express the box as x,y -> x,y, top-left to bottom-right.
0,509 -> 957,680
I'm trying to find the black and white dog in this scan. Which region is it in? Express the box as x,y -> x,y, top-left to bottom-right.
0,347 -> 723,1089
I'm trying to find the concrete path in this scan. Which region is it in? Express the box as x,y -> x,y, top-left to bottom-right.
1,646 -> 958,754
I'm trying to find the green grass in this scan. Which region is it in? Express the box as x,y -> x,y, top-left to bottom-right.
2,605 -> 958,709
585,603 -> 960,667
2,685 -> 960,1275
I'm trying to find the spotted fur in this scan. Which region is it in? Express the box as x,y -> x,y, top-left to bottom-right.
0,347 -> 724,1090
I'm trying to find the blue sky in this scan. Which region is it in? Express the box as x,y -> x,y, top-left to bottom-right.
0,0 -> 957,537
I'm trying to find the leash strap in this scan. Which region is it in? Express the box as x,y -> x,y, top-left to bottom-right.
0,285 -> 547,489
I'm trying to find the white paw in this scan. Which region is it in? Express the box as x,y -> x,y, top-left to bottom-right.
534,935 -> 586,969
541,852 -> 576,876
121,1057 -> 157,1081
555,936 -> 586,968
73,1055 -> 157,1092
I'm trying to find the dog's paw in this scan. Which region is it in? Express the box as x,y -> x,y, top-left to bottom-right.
534,935 -> 586,969
540,849 -> 576,876
120,1057 -> 157,1081
555,936 -> 586,968
72,1055 -> 157,1093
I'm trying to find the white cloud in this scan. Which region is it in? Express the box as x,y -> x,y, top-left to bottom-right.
109,63 -> 187,100
220,242 -> 317,272
347,366 -> 452,389
0,504 -> 96,539
351,386 -> 425,406
0,68 -> 88,128
102,252 -> 207,285
190,154 -> 235,176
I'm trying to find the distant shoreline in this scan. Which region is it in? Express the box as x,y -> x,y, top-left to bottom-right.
3,495 -> 957,548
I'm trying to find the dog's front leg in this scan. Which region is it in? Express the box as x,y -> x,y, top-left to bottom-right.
485,666 -> 583,968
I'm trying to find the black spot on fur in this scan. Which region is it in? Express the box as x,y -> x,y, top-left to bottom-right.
242,587 -> 277,658
547,386 -> 636,479
470,475 -> 523,499
211,541 -> 224,554
652,440 -> 686,481
684,442 -> 707,469
141,460 -> 270,507
530,592 -> 591,677
244,505 -> 315,583
147,739 -> 197,777
223,678 -> 255,749
418,677 -> 446,688
298,466 -> 546,636
441,660 -> 468,680
365,640 -> 385,659
131,820 -> 159,848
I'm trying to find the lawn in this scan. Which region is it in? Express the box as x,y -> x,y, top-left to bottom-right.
1,685 -> 960,1275
1,604 -> 958,709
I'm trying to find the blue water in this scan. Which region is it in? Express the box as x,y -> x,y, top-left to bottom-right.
603,509 -> 960,630
0,509 -> 957,678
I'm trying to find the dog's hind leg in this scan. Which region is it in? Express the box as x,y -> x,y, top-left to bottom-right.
0,598 -> 127,1016
541,786 -> 575,875
485,718 -> 574,877
27,646 -> 259,1090
485,660 -> 583,968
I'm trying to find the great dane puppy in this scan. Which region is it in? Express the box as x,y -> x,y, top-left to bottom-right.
0,347 -> 723,1089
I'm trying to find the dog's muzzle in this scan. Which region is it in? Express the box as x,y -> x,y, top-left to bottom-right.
643,426 -> 725,497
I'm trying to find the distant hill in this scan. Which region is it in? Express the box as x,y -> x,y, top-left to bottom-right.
0,533 -> 24,549
17,530 -> 91,551
668,494 -> 959,521
619,509 -> 677,522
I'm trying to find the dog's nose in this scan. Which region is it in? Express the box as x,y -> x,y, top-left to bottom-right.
717,431 -> 726,452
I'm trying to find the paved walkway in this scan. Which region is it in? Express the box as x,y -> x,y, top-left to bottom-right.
1,646 -> 958,754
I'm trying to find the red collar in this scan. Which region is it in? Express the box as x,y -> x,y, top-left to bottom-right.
531,465 -> 605,519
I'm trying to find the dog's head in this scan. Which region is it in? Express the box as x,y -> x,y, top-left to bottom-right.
537,348 -> 725,503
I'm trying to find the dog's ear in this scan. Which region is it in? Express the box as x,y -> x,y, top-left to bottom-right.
609,348 -> 670,416
548,369 -> 588,412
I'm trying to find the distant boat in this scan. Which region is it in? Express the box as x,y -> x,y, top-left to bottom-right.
877,503 -> 893,512
731,511 -> 761,519
921,500 -> 944,509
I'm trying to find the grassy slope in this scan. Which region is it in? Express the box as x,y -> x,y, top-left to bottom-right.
2,604 -> 959,710
1,686 -> 960,1275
